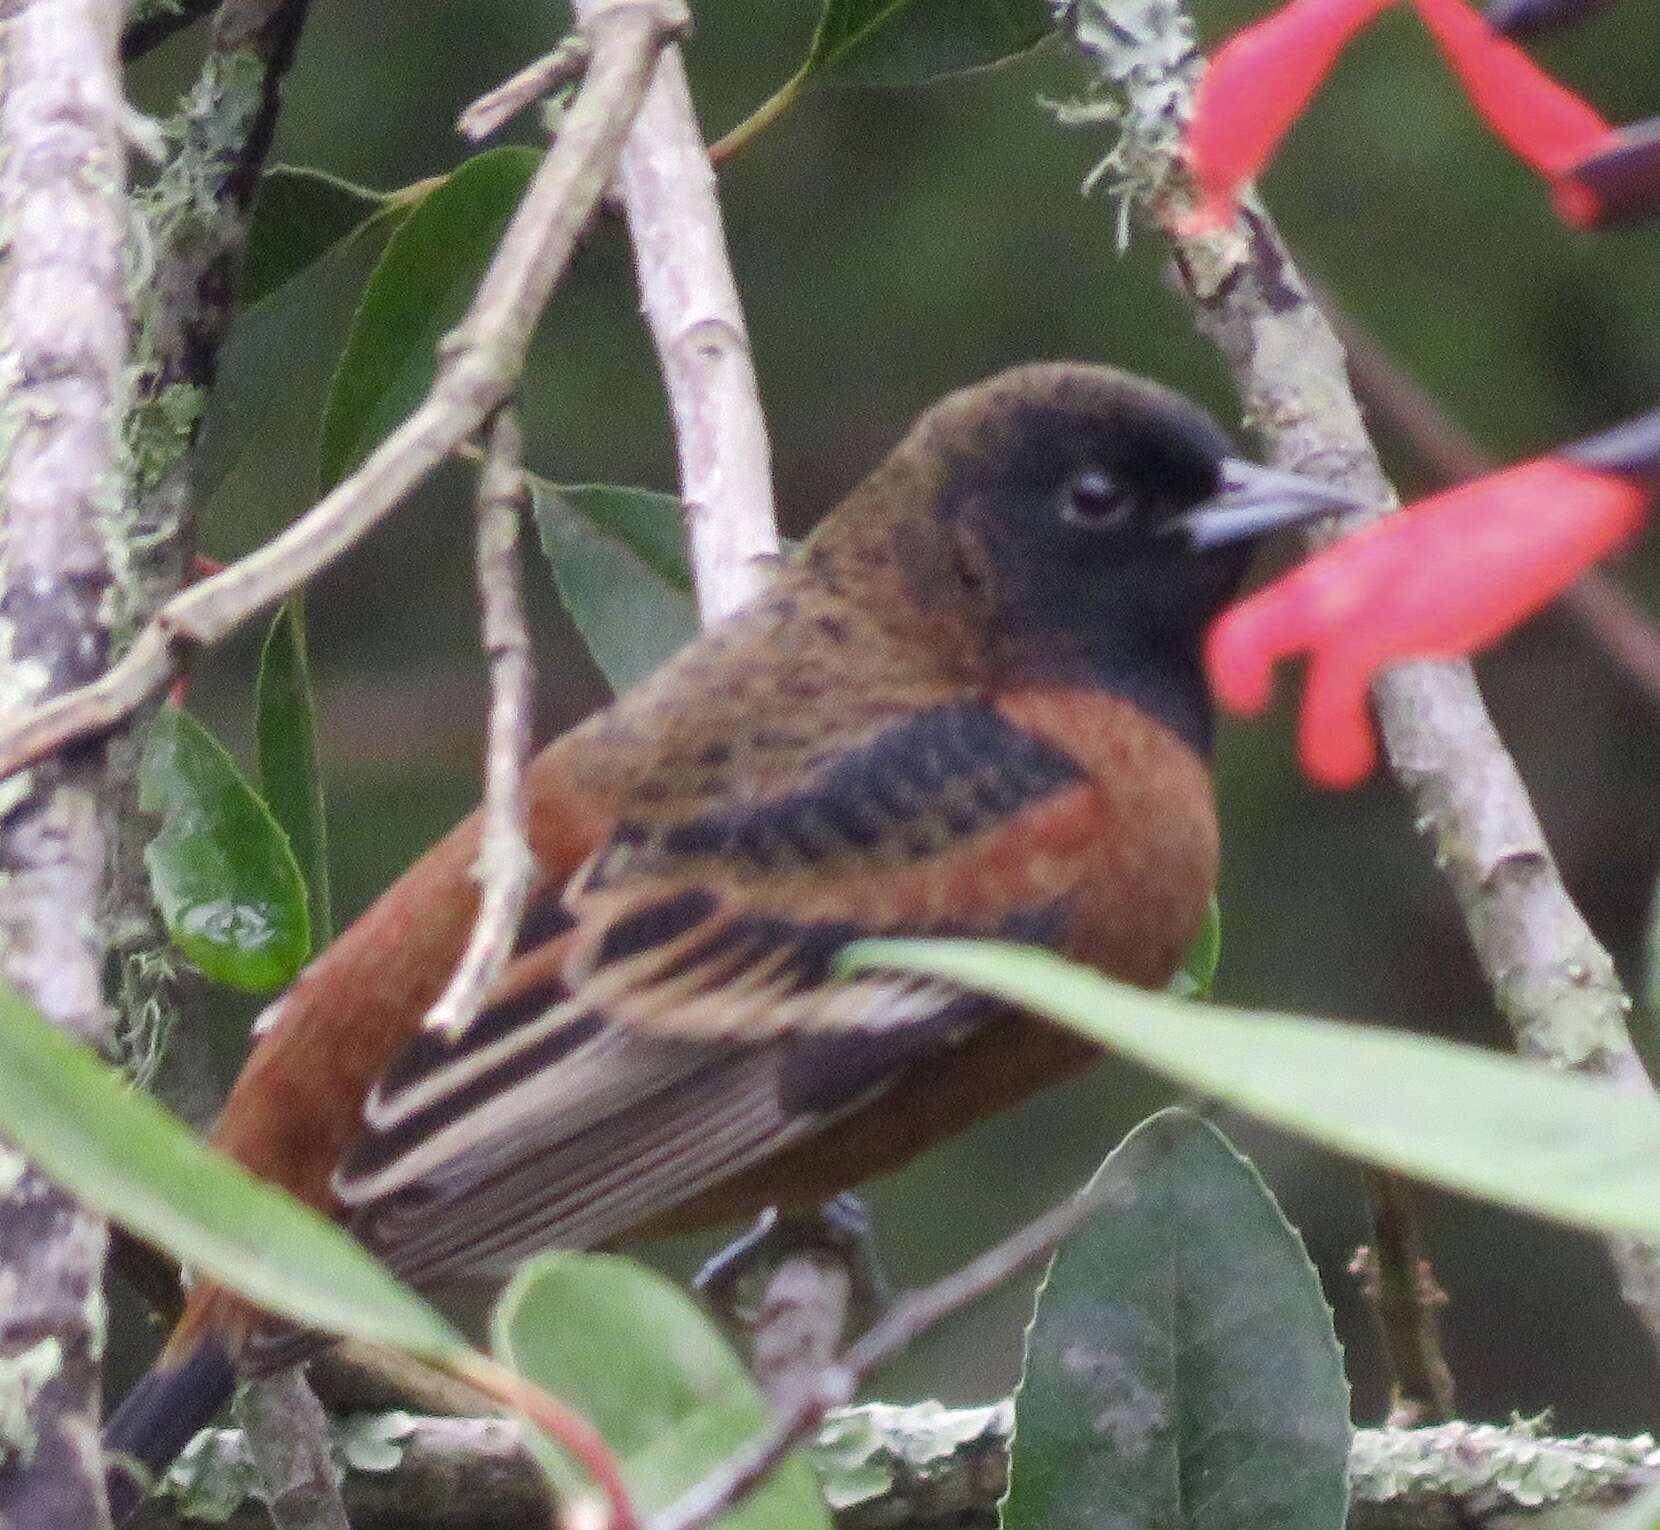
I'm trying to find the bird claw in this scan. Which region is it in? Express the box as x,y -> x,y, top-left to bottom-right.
694,1193 -> 889,1334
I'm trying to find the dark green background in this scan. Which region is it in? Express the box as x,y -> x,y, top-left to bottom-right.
123,0 -> 1660,1431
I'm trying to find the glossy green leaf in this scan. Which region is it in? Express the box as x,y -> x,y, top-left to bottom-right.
1169,895 -> 1221,999
528,479 -> 698,694
492,1252 -> 831,1528
318,146 -> 539,491
257,598 -> 332,946
844,939 -> 1660,1243
1004,1108 -> 1350,1530
804,0 -> 1053,86
242,165 -> 404,308
0,977 -> 462,1357
142,707 -> 310,992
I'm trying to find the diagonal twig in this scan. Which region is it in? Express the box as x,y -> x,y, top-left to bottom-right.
648,1176 -> 1114,1530
0,0 -> 690,788
458,36 -> 594,142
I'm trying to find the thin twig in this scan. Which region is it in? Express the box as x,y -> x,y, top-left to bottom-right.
0,2 -> 128,1526
423,408 -> 537,1040
1352,1171 -> 1456,1427
234,1372 -> 352,1530
0,0 -> 690,786
650,1178 -> 1112,1530
572,0 -> 780,621
1325,289 -> 1660,709
458,35 -> 594,141
1061,0 -> 1660,1354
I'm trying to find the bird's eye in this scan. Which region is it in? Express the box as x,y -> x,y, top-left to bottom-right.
1060,467 -> 1133,528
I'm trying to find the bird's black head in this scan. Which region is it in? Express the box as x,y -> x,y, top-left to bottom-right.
890,363 -> 1360,754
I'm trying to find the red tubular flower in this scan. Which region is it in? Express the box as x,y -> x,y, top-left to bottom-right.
1184,0 -> 1633,231
1207,413 -> 1659,787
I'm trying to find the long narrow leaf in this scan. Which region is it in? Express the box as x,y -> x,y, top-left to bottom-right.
846,939 -> 1660,1242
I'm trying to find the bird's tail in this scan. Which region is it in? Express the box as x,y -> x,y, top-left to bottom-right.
103,1335 -> 237,1525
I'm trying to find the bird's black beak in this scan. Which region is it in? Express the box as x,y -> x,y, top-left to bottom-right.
1168,458 -> 1367,551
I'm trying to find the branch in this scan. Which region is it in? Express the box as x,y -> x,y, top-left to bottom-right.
457,36 -> 594,142
1061,0 -> 1660,1354
1353,1171 -> 1456,1427
0,0 -> 690,785
123,1406 -> 1660,1529
422,408 -> 536,1041
234,1372 -> 351,1530
650,1175 -> 1116,1530
0,1 -> 128,1525
571,0 -> 781,620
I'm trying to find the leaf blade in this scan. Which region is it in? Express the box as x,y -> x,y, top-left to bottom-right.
0,978 -> 462,1358
527,479 -> 698,693
846,939 -> 1660,1244
142,708 -> 310,993
256,598 -> 332,946
493,1252 -> 831,1527
1004,1108 -> 1350,1530
317,147 -> 540,491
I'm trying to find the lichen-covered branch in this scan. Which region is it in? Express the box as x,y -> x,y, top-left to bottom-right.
571,0 -> 780,620
0,1 -> 129,1525
234,1371 -> 350,1530
122,1405 -> 1660,1530
1060,0 -> 1660,1354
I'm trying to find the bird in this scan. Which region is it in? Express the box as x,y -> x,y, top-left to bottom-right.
99,362 -> 1356,1521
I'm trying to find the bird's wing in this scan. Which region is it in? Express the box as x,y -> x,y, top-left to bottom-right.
331,697 -> 1108,1287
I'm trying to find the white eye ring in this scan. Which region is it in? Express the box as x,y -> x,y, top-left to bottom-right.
1060,466 -> 1133,528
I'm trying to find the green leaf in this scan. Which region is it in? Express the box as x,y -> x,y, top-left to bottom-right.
843,939 -> 1660,1244
804,0 -> 1053,86
1003,1108 -> 1350,1530
242,165 -> 405,309
141,707 -> 310,992
318,147 -> 540,491
527,479 -> 698,694
257,598 -> 332,946
0,977 -> 462,1358
714,0 -> 1052,163
492,1252 -> 831,1527
1169,895 -> 1220,999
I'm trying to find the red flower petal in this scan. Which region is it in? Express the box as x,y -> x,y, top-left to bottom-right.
1185,0 -> 1395,229
1206,460 -> 1650,788
1409,0 -> 1618,223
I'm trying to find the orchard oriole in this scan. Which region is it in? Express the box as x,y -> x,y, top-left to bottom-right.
99,364 -> 1357,1521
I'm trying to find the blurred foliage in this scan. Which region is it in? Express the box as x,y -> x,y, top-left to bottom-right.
116,0 -> 1660,1435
